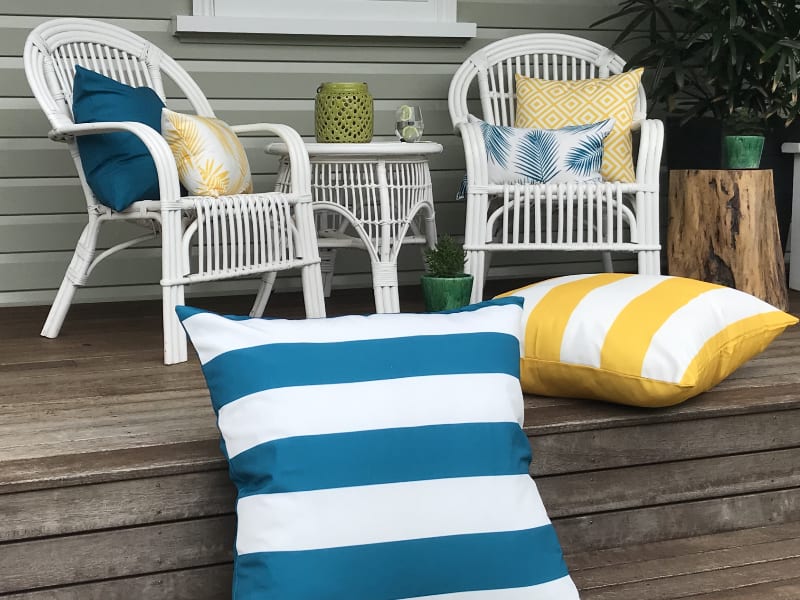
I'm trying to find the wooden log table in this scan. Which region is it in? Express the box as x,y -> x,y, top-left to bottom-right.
668,169 -> 789,310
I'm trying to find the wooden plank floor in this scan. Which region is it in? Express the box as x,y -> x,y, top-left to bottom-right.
568,522 -> 800,599
0,282 -> 798,598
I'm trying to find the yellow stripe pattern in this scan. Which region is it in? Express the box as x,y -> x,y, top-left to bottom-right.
162,108 -> 253,197
499,274 -> 797,407
522,274 -> 620,362
514,69 -> 642,183
600,277 -> 708,376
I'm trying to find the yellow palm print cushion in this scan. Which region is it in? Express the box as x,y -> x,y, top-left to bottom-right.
514,69 -> 643,183
162,109 -> 253,197
497,274 -> 797,407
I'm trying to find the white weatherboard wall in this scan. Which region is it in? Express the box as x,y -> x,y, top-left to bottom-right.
0,0 -> 631,307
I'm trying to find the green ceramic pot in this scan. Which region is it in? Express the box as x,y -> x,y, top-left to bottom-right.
420,275 -> 474,312
722,135 -> 765,169
314,82 -> 374,143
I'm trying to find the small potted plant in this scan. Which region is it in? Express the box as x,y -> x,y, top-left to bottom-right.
421,235 -> 474,312
723,107 -> 768,169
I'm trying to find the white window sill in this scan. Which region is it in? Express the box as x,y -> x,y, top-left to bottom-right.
173,15 -> 476,38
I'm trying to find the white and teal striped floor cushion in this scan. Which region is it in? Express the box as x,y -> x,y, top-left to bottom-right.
177,298 -> 578,600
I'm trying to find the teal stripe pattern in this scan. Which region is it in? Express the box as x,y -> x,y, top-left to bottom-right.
203,332 -> 521,411
229,422 -> 532,497
234,527 -> 569,600
177,298 -> 579,599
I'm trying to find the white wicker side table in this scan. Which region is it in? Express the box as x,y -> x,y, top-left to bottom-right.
267,141 -> 442,313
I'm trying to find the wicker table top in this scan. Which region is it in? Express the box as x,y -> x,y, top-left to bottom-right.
267,140 -> 444,158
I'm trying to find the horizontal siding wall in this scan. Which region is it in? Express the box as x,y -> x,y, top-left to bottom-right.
0,0 -> 635,307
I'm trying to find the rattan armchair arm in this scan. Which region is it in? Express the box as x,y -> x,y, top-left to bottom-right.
231,123 -> 312,198
50,121 -> 181,205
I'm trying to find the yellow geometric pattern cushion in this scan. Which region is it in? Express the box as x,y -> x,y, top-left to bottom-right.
498,274 -> 797,408
162,108 -> 253,197
514,69 -> 643,183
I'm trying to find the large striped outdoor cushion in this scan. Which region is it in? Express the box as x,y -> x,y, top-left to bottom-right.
499,274 -> 798,407
177,298 -> 579,600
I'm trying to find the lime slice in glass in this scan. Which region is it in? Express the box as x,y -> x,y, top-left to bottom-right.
398,105 -> 414,121
402,125 -> 422,142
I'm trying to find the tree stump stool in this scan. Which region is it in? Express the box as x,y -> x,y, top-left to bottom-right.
668,169 -> 789,310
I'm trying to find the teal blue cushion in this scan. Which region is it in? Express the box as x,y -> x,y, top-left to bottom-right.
72,66 -> 165,211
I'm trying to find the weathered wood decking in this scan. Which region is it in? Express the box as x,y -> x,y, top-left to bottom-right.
1,284 -> 799,599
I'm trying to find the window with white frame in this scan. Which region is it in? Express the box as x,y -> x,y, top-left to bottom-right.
175,0 -> 476,38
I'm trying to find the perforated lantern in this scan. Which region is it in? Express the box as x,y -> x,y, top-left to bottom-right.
314,82 -> 374,143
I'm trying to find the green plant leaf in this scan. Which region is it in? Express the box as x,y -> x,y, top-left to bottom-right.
615,10 -> 651,48
728,0 -> 737,28
774,52 -> 787,91
736,28 -> 766,54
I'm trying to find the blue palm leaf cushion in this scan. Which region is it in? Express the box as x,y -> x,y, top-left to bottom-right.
177,298 -> 579,600
565,130 -> 607,178
477,119 -> 514,167
469,115 -> 614,185
72,66 -> 165,211
515,129 -> 560,183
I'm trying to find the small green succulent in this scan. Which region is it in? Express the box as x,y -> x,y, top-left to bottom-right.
423,235 -> 467,278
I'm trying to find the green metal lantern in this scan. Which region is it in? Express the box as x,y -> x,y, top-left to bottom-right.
315,82 -> 374,143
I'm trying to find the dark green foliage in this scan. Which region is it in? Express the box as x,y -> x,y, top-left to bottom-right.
424,235 -> 467,278
593,0 -> 800,129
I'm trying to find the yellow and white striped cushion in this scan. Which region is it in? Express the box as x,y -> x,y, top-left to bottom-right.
514,69 -> 642,183
499,274 -> 797,407
162,108 -> 253,197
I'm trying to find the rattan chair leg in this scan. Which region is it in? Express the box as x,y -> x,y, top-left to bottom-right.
250,272 -> 278,318
41,217 -> 101,338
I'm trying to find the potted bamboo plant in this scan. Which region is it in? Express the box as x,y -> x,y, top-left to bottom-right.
594,0 -> 800,168
421,235 -> 473,312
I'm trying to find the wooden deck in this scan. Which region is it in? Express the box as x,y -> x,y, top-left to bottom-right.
1,284 -> 799,599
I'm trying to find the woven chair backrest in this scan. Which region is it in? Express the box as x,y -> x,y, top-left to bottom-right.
448,33 -> 646,129
24,17 -> 215,130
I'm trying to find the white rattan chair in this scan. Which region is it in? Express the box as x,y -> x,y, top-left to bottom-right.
24,18 -> 326,364
448,33 -> 664,302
